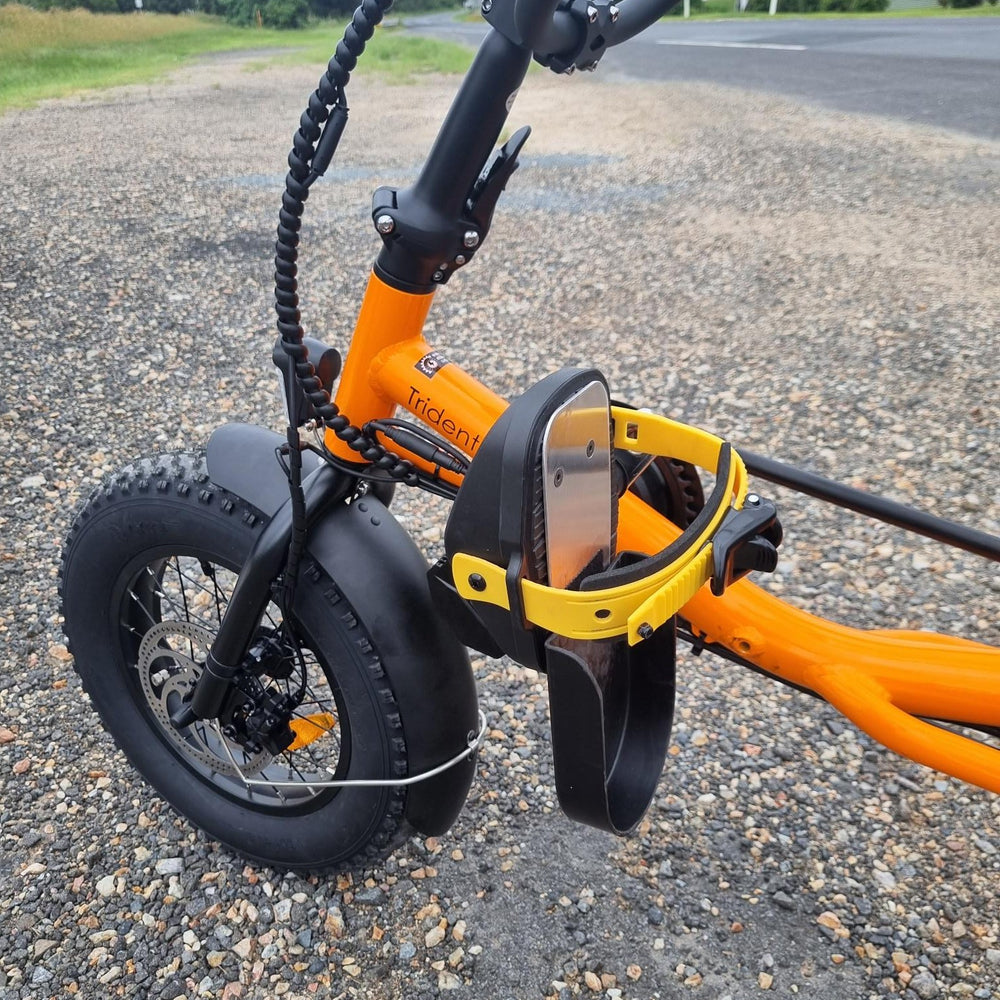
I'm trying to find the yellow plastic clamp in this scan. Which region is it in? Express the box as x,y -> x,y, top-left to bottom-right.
452,407 -> 748,644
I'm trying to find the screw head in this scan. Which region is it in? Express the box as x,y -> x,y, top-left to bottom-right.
455,254 -> 466,265
637,623 -> 654,640
468,573 -> 487,592
587,4 -> 598,21
747,494 -> 761,506
482,0 -> 492,11
462,230 -> 480,249
432,270 -> 444,282
609,3 -> 619,20
375,214 -> 395,235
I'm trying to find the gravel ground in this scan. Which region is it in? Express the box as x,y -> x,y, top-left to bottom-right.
1,48 -> 999,1000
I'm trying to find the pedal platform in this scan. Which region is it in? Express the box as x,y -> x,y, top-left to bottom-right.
428,367 -> 780,833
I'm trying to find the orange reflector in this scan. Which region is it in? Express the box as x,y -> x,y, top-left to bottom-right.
287,713 -> 337,751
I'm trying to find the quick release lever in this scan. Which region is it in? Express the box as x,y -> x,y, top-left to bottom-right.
467,125 -> 532,236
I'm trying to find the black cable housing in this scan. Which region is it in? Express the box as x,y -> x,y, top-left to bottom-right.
273,0 -> 420,487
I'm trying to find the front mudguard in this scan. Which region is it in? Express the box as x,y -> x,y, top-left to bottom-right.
206,424 -> 478,836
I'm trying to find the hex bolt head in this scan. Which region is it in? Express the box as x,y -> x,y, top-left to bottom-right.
455,254 -> 466,265
609,3 -> 620,20
462,230 -> 480,249
375,214 -> 395,235
637,623 -> 655,640
747,494 -> 761,506
587,4 -> 598,21
432,270 -> 444,282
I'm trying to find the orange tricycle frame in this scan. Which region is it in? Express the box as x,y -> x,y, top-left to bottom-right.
329,271 -> 1000,797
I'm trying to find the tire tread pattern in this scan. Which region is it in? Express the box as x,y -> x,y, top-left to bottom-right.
59,452 -> 411,872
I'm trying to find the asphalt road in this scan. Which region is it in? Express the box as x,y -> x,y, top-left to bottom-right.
406,13 -> 1000,140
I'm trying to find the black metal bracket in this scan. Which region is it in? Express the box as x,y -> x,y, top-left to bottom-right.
271,335 -> 342,428
482,0 -> 620,74
372,126 -> 531,290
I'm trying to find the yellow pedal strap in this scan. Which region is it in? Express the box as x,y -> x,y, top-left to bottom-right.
452,408 -> 748,644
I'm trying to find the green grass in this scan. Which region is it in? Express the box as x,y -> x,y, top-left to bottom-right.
260,28 -> 473,78
0,5 -> 472,113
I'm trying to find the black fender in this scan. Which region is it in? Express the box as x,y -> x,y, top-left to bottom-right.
207,423 -> 478,836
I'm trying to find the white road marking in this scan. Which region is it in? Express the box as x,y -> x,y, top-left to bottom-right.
657,40 -> 808,51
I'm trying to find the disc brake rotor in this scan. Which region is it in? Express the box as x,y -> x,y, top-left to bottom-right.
136,621 -> 273,777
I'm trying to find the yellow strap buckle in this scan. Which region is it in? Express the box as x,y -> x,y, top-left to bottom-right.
453,408 -> 748,644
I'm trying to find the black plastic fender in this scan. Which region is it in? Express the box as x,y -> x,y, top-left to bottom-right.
207,423 -> 478,836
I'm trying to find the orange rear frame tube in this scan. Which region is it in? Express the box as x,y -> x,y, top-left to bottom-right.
331,271 -> 1000,797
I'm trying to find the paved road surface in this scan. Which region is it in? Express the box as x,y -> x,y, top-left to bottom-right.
407,13 -> 1000,139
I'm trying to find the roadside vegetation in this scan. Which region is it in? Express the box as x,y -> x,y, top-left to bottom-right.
0,4 -> 471,112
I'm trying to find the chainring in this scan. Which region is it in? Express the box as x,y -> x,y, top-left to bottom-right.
630,455 -> 705,529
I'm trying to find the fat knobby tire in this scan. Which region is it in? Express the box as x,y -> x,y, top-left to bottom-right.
59,453 -> 410,872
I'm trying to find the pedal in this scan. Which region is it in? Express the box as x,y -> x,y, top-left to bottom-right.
430,367 -> 779,834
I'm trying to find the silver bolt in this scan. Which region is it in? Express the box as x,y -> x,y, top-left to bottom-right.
432,270 -> 444,282
747,494 -> 761,506
582,60 -> 599,72
565,65 -> 576,76
587,4 -> 598,21
462,230 -> 480,249
375,214 -> 395,235
482,0 -> 492,10
455,254 -> 466,265
609,3 -> 620,20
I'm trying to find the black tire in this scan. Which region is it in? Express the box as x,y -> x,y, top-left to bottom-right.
60,453 -> 409,872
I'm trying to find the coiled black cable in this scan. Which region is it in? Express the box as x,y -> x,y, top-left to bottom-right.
273,0 -> 419,486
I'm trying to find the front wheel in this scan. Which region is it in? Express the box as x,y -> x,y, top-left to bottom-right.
60,453 -> 410,872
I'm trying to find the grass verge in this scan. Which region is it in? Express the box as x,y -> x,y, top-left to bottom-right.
0,5 -> 472,114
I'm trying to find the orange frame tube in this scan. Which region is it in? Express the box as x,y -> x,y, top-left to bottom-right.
332,272 -> 1000,796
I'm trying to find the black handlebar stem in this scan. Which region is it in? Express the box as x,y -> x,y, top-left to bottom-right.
371,0 -> 680,292
373,30 -> 531,292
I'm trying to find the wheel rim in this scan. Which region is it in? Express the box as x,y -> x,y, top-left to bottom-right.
118,552 -> 348,811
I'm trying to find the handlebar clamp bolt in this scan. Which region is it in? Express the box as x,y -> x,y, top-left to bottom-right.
609,3 -> 620,20
463,230 -> 480,249
375,214 -> 396,235
587,4 -> 598,21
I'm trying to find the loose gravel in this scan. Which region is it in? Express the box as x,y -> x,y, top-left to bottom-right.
1,47 -> 998,1000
